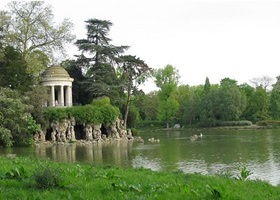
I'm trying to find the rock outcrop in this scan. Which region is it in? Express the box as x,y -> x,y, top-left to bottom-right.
46,117 -> 134,144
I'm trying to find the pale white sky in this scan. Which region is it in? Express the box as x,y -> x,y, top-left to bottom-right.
1,0 -> 280,92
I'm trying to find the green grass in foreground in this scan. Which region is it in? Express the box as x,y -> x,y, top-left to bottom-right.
0,156 -> 280,200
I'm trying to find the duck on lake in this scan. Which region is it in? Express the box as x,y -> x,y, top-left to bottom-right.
190,133 -> 203,141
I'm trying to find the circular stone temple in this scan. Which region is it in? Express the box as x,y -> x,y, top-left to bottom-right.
40,65 -> 74,107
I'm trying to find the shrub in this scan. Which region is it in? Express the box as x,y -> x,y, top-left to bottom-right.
91,96 -> 111,107
100,105 -> 120,125
131,128 -> 140,136
0,127 -> 13,147
33,166 -> 63,190
44,108 -> 68,121
257,120 -> 280,127
136,120 -> 166,128
44,100 -> 120,125
221,121 -> 252,126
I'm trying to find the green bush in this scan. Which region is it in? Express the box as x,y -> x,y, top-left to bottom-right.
44,108 -> 68,121
131,128 -> 140,136
100,105 -> 120,125
0,127 -> 13,147
198,119 -> 221,127
198,120 -> 252,127
33,166 -> 63,190
136,120 -> 166,128
91,96 -> 111,107
44,100 -> 120,125
221,121 -> 252,126
257,120 -> 280,126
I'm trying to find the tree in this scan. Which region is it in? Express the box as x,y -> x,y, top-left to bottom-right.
0,46 -> 33,92
174,85 -> 191,125
204,77 -> 211,94
61,59 -> 90,105
0,87 -> 39,147
200,78 -> 220,126
183,85 -> 203,126
218,78 -> 246,121
136,91 -> 160,121
200,86 -> 220,126
119,55 -> 151,128
154,65 -> 180,128
270,76 -> 280,119
240,83 -> 256,121
250,75 -> 274,91
157,96 -> 179,128
25,85 -> 50,130
75,19 -> 128,100
0,1 -> 74,77
250,86 -> 269,121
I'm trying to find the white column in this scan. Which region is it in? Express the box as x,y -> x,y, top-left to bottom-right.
60,85 -> 64,106
51,86 -> 55,107
69,86 -> 72,107
65,86 -> 69,107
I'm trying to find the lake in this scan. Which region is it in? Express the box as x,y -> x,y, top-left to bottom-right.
1,128 -> 280,185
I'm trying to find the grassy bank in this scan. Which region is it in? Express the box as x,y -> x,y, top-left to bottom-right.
0,156 -> 280,199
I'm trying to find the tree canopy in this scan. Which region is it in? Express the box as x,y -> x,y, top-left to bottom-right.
0,46 -> 33,92
154,65 -> 180,128
119,55 -> 151,128
0,1 -> 75,78
75,19 -> 129,99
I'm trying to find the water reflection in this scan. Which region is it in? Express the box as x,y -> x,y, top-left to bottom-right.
132,156 -> 162,171
33,140 -> 135,166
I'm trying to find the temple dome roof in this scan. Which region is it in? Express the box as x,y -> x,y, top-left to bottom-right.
42,65 -> 70,78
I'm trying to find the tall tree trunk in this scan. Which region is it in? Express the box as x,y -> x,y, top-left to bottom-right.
124,75 -> 132,129
166,121 -> 169,129
124,89 -> 131,129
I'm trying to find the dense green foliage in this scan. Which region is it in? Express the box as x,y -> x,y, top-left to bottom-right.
44,97 -> 120,125
1,156 -> 280,199
136,75 -> 278,128
119,55 -> 151,128
61,60 -> 91,105
0,87 -> 39,147
154,65 -> 180,128
75,18 -> 128,101
0,1 -> 74,80
0,46 -> 33,92
270,76 -> 280,120
25,85 -> 50,130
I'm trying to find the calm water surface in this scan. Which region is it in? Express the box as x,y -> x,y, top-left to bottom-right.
1,129 -> 280,185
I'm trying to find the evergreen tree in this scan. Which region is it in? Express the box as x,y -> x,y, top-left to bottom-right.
204,77 -> 211,94
75,19 -> 129,100
61,59 -> 90,105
